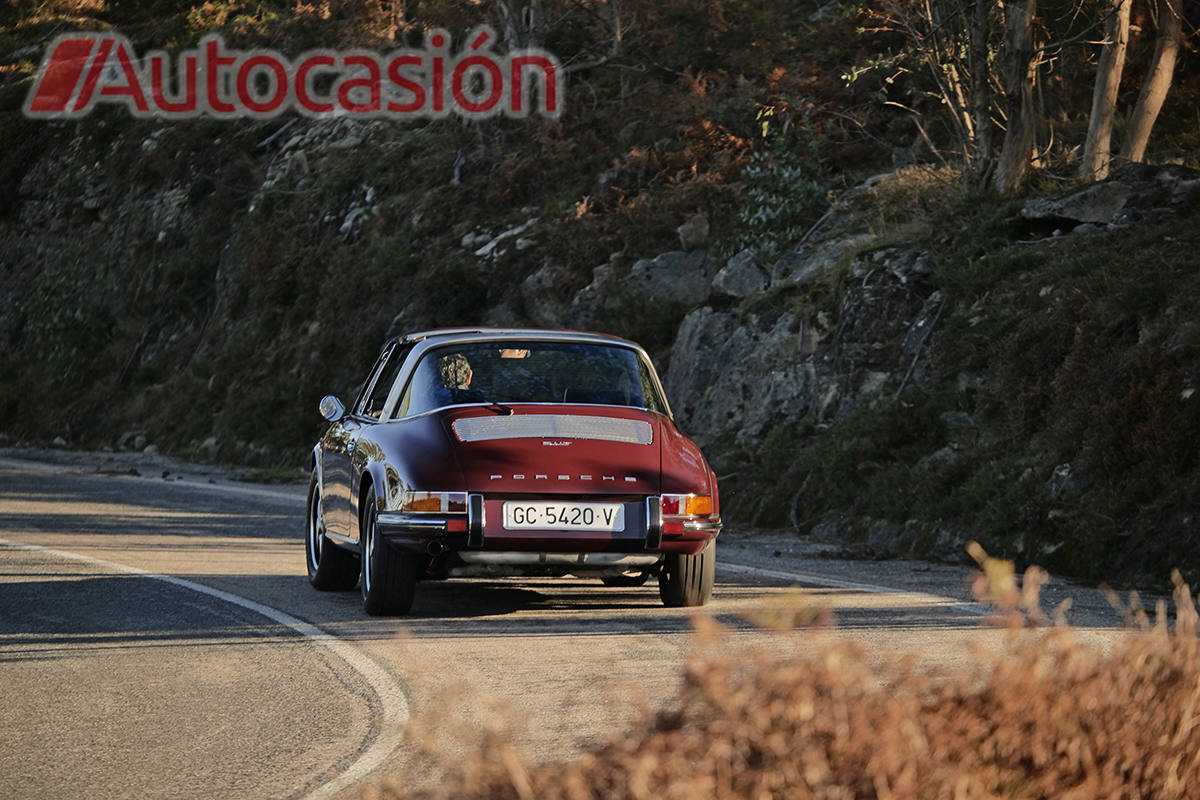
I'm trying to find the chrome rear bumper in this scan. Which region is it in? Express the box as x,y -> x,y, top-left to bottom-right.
448,551 -> 661,578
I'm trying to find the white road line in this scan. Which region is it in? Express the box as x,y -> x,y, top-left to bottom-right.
0,537 -> 407,800
718,560 -> 989,616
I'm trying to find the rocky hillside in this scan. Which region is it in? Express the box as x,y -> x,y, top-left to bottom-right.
3,0 -> 1200,588
668,164 -> 1200,589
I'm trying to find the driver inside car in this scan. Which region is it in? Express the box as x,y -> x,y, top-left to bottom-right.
438,353 -> 484,404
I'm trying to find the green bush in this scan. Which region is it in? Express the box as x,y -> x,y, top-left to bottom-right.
726,142 -> 830,263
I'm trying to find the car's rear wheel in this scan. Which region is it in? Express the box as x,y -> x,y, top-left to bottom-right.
658,540 -> 715,607
306,471 -> 359,590
601,571 -> 650,587
360,484 -> 418,616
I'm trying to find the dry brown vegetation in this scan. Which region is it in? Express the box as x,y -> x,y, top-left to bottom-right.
373,552 -> 1200,800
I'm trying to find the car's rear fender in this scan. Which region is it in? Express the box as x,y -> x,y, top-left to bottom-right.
358,463 -> 385,517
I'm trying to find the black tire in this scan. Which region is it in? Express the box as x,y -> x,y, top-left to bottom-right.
360,484 -> 418,616
601,572 -> 650,587
658,540 -> 715,607
306,471 -> 359,590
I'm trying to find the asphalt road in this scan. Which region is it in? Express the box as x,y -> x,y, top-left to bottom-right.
0,449 -> 1129,799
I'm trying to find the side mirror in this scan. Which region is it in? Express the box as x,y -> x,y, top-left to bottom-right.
319,395 -> 346,422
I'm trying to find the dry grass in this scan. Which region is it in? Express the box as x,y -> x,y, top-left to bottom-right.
372,548 -> 1200,800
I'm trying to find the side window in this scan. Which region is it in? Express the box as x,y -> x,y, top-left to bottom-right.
360,344 -> 413,419
638,358 -> 666,414
396,352 -> 451,418
352,346 -> 392,414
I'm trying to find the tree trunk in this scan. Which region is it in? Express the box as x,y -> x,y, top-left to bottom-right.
968,0 -> 995,184
1081,0 -> 1131,180
993,0 -> 1039,195
1120,0 -> 1183,163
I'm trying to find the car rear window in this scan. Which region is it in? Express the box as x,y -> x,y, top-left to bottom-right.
396,341 -> 666,417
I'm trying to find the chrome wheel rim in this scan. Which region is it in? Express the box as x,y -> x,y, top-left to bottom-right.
307,490 -> 323,572
362,509 -> 374,594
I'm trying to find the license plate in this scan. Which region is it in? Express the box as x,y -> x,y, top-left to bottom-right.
502,501 -> 625,532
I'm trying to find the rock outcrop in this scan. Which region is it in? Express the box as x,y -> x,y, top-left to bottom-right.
1021,163 -> 1200,231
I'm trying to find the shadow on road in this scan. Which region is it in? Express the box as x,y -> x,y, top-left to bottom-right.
0,574 -> 310,663
0,460 -> 986,664
0,567 -> 984,667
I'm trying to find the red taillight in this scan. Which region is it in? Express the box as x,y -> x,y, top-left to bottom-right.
446,519 -> 468,532
663,520 -> 684,535
661,494 -> 713,517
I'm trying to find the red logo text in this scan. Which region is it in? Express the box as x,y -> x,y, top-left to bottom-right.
24,29 -> 562,120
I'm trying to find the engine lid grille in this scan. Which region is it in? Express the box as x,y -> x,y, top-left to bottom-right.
452,414 -> 654,445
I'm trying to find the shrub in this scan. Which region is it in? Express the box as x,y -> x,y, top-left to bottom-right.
374,555 -> 1200,800
725,143 -> 830,263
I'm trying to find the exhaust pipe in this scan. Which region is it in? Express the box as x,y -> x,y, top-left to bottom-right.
426,539 -> 447,556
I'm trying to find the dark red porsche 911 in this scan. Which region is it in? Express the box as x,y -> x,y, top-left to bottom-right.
306,327 -> 721,615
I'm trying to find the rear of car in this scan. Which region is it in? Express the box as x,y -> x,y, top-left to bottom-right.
307,329 -> 721,615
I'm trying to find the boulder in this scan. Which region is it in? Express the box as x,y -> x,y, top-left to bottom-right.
563,262 -> 623,329
626,250 -> 710,306
1021,181 -> 1132,225
771,233 -> 875,289
677,214 -> 710,251
665,308 -> 811,446
712,250 -> 769,298
520,262 -> 577,327
1021,164 -> 1200,228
